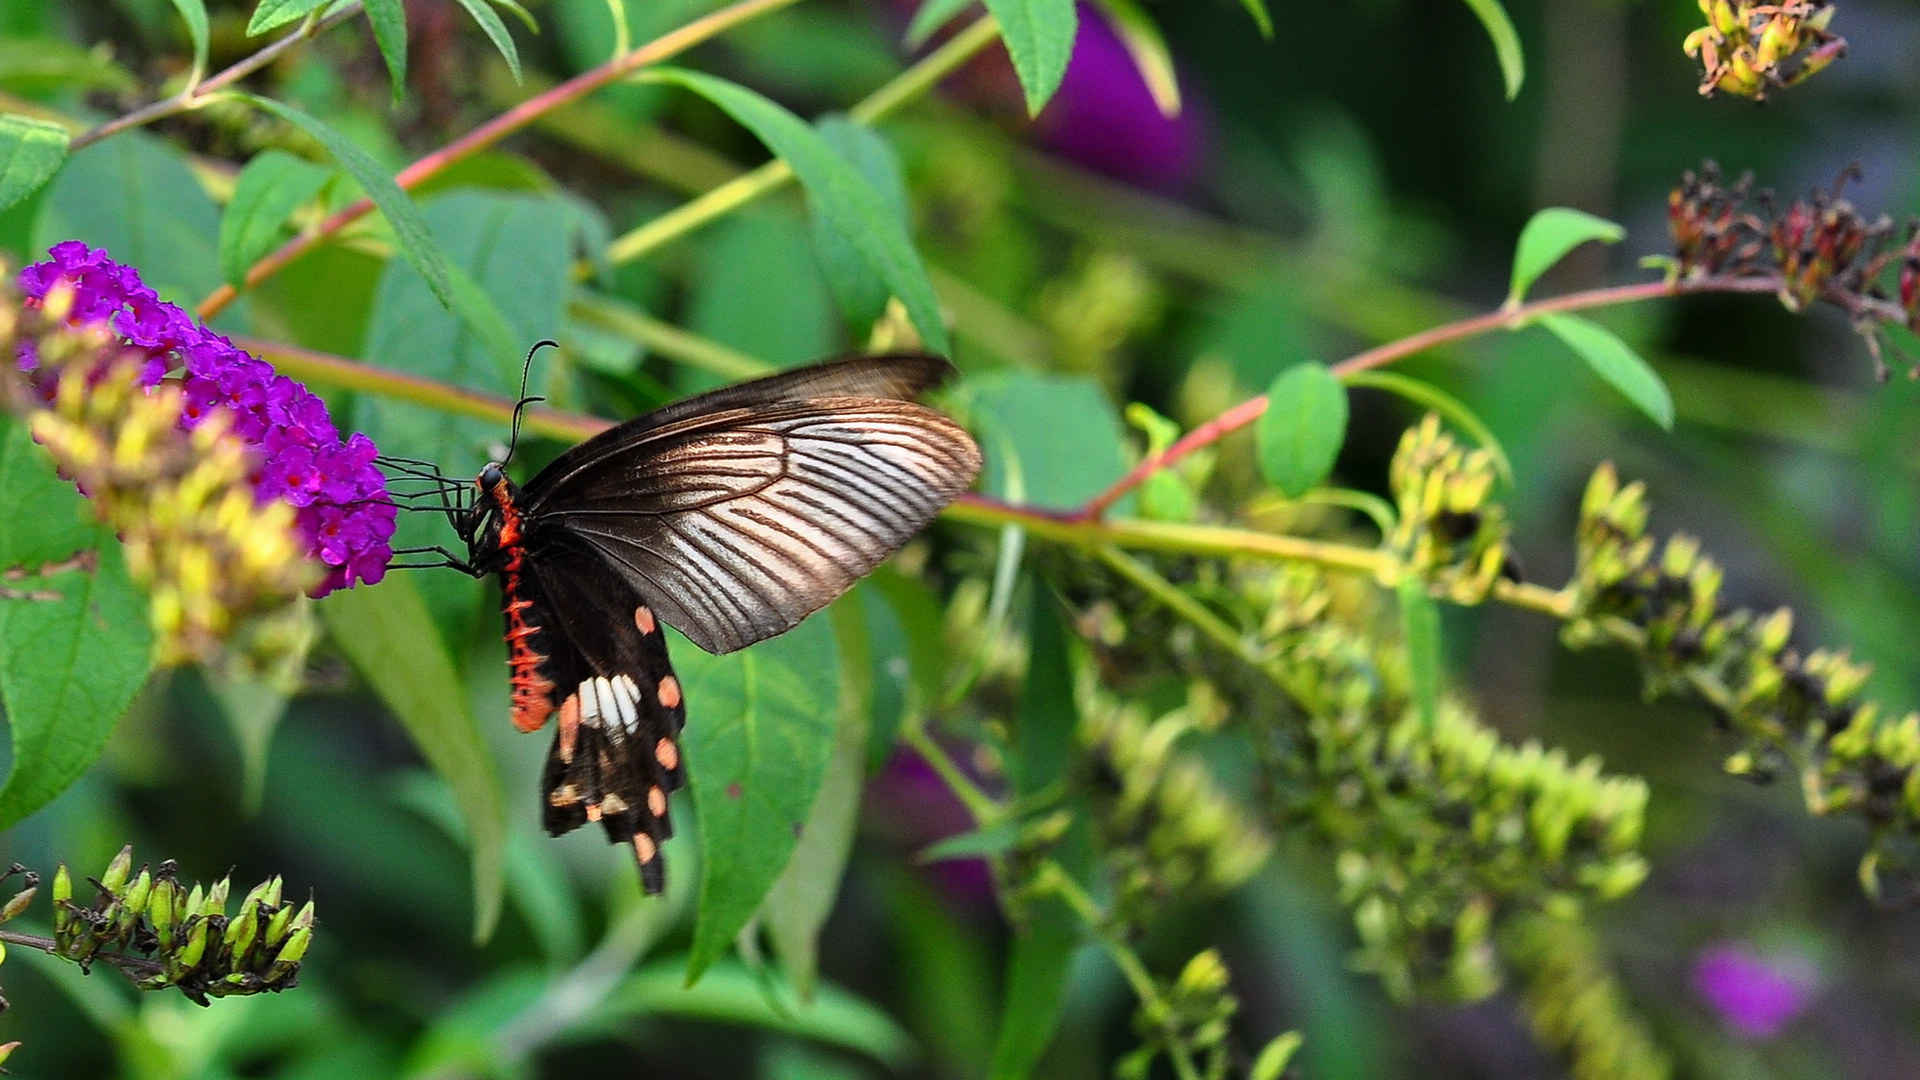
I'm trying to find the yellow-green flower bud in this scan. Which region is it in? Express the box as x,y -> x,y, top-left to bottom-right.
177,915 -> 210,971
224,906 -> 259,961
263,904 -> 294,950
0,881 -> 35,924
150,878 -> 178,950
101,844 -> 133,895
1175,949 -> 1230,997
203,875 -> 230,918
266,925 -> 311,983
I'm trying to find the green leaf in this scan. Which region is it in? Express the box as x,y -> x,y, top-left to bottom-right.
239,93 -> 453,311
990,590 -> 1089,1080
361,0 -> 408,99
598,957 -> 916,1068
1507,207 -> 1624,305
917,820 -> 1021,863
1397,577 -> 1441,735
320,576 -> 507,942
0,424 -> 153,830
0,114 -> 68,215
35,132 -> 224,304
859,570 -> 945,770
218,149 -> 333,286
905,0 -> 979,48
810,115 -> 910,330
166,0 -> 209,80
1256,362 -> 1348,497
1088,0 -> 1179,116
677,615 -> 841,985
984,0 -> 1078,115
1460,0 -> 1525,99
452,0 -> 524,82
1238,0 -> 1273,37
685,211 -> 835,393
1250,1032 -> 1306,1080
964,372 -> 1134,513
246,0 -> 329,35
639,68 -> 949,354
762,601 -> 873,1001
1536,312 -> 1674,430
356,192 -> 574,628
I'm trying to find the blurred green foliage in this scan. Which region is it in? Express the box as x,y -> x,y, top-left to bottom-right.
0,1 -> 1916,1078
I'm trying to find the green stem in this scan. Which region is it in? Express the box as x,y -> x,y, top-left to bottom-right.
900,720 -> 1002,825
70,4 -> 363,152
568,294 -> 773,381
1036,862 -> 1203,1080
599,15 -> 1004,269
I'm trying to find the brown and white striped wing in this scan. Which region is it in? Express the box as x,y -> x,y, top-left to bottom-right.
527,398 -> 981,654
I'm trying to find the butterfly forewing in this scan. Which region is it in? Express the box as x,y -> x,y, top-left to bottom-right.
523,393 -> 981,654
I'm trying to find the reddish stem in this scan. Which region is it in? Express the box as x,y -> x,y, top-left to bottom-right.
194,0 -> 804,322
1072,275 -> 1784,521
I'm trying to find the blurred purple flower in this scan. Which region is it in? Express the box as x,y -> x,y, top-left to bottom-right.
1691,943 -> 1818,1039
19,241 -> 395,595
1034,2 -> 1205,191
866,747 -> 997,910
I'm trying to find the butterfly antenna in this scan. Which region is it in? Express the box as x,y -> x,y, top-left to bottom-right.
504,339 -> 557,468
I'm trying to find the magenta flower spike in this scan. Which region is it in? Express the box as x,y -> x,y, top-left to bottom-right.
19,242 -> 396,596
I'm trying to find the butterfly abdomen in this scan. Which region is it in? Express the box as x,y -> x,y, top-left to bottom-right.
489,479 -> 559,732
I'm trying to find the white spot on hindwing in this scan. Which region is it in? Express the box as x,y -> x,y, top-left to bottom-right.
577,674 -> 644,735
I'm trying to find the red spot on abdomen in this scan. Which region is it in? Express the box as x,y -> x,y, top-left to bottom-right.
495,486 -> 555,732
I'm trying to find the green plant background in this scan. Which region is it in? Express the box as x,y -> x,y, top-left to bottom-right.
1,1 -> 1917,1077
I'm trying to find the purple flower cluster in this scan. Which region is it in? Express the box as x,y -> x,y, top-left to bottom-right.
19,241 -> 395,595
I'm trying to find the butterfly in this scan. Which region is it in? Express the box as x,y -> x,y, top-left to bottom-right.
408,353 -> 981,893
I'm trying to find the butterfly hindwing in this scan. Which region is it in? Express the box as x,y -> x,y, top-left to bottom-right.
519,540 -> 686,894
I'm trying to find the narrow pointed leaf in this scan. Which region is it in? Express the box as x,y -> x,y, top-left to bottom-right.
362,0 -> 408,98
320,576 -> 507,941
166,0 -> 210,80
638,69 -> 948,353
452,0 -> 523,82
984,0 -> 1078,115
1508,207 -> 1624,305
1090,0 -> 1180,116
239,93 -> 454,310
1537,312 -> 1674,430
990,591 -> 1091,1080
246,0 -> 329,35
1460,0 -> 1525,99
